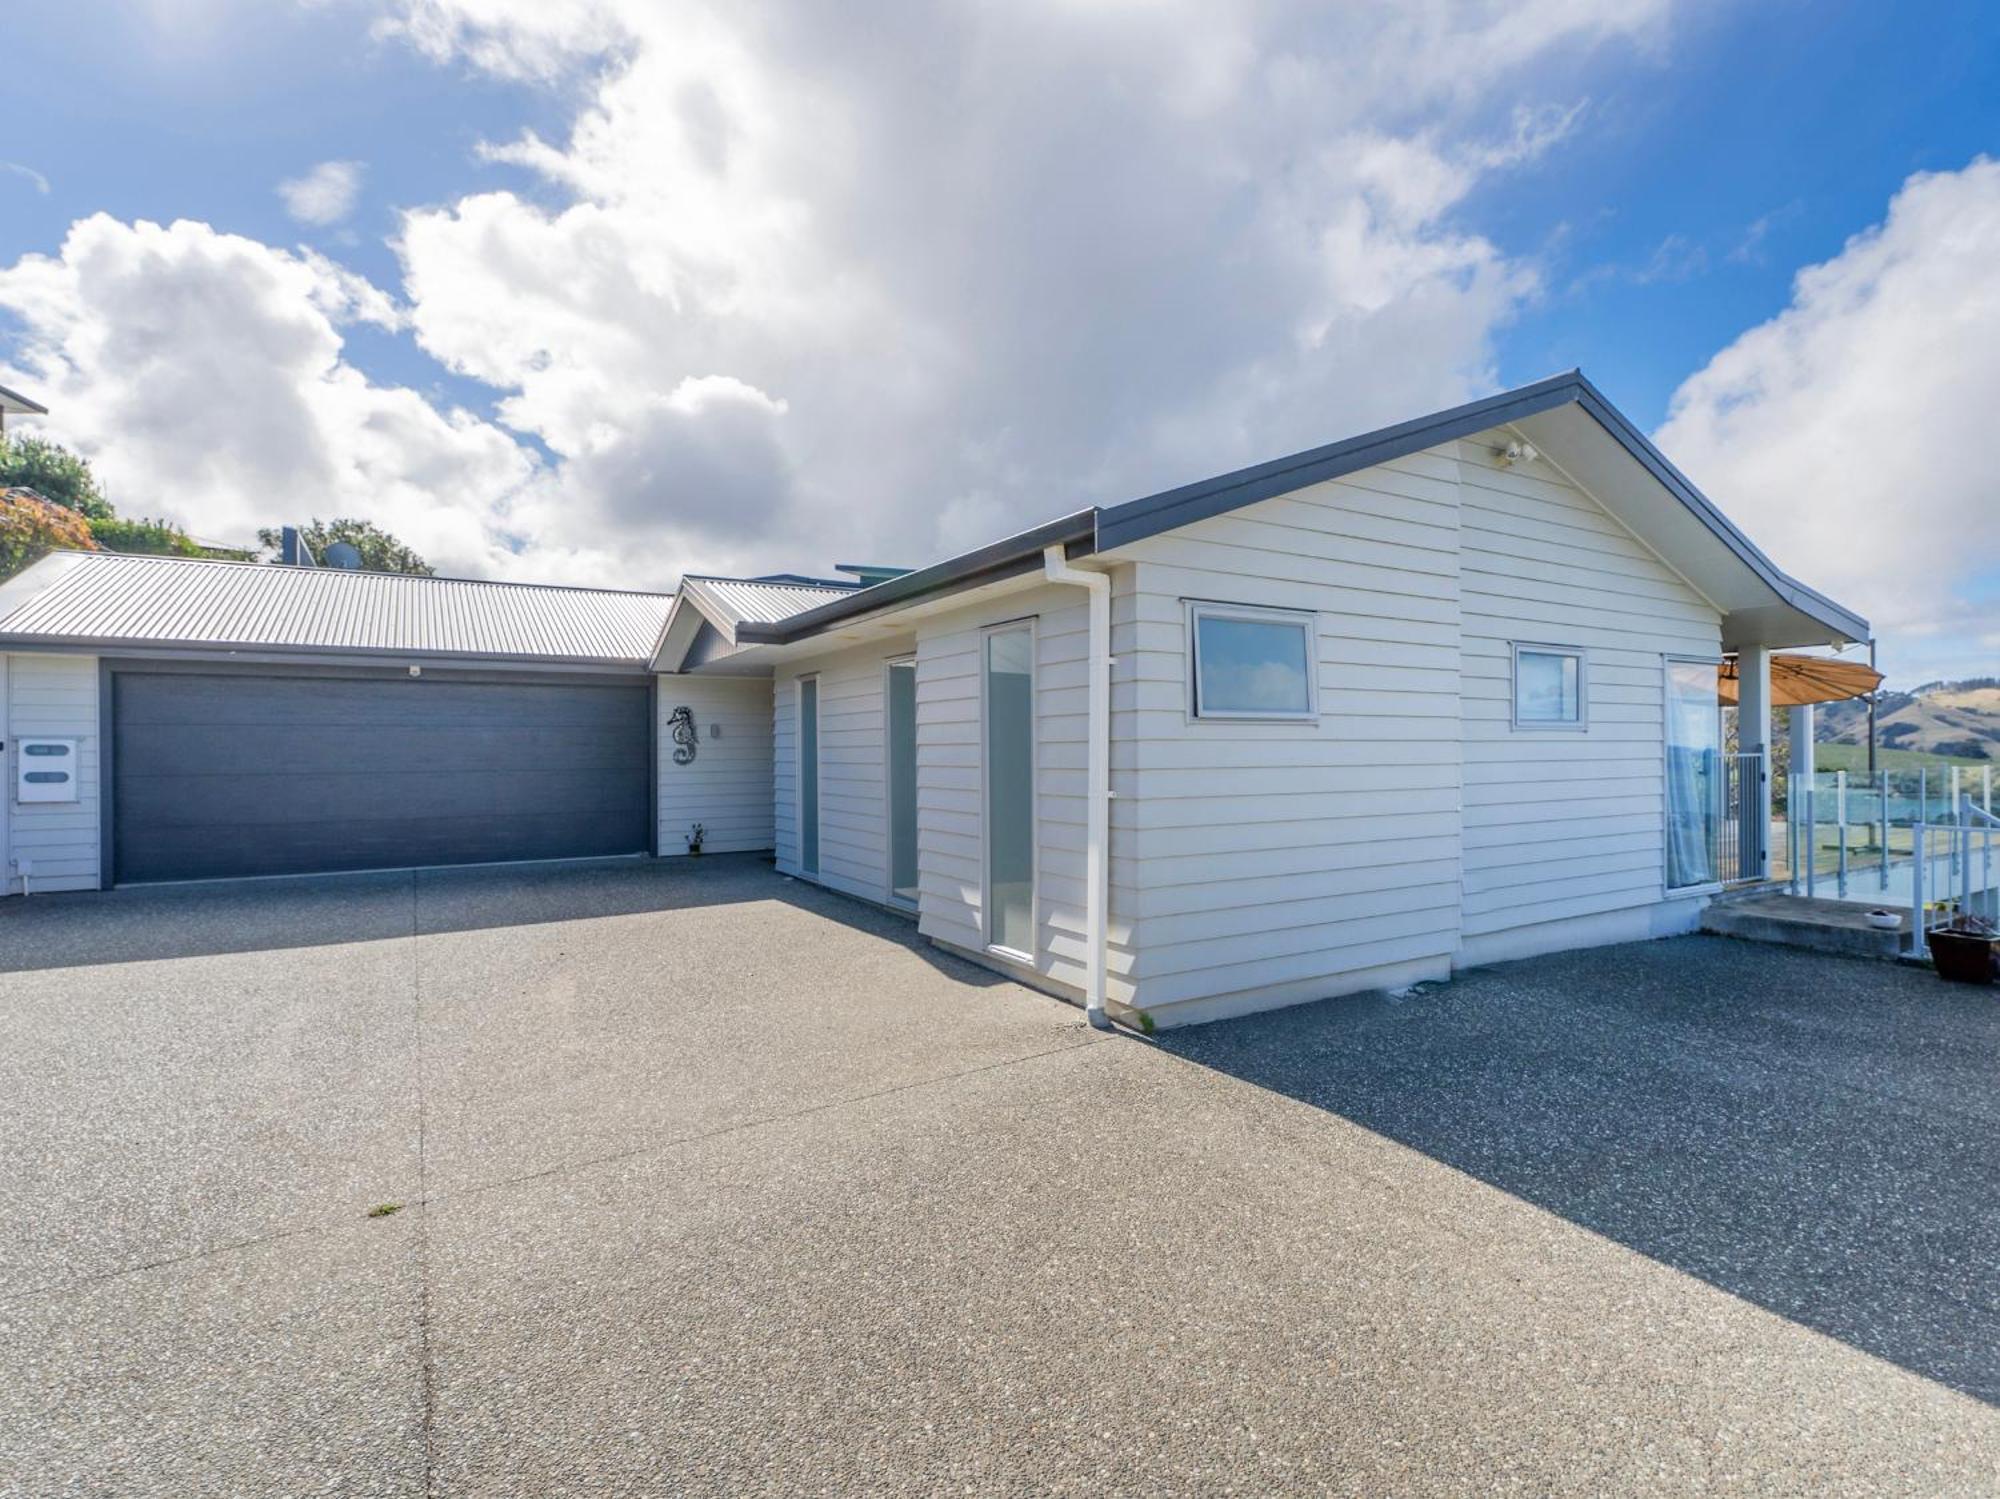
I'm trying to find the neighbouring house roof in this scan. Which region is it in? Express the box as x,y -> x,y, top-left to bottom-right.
652,573 -> 860,675
0,551 -> 678,668
733,371 -> 1868,651
0,382 -> 47,417
680,574 -> 856,629
747,572 -> 859,588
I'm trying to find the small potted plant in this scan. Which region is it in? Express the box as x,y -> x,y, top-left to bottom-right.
687,822 -> 706,856
1928,910 -> 1996,984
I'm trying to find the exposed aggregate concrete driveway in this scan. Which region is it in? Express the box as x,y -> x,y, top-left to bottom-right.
1,855 -> 1997,1496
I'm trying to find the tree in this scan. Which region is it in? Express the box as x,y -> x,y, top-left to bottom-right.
89,516 -> 207,557
0,487 -> 99,580
0,435 -> 247,561
256,518 -> 434,576
0,433 -> 113,519
1726,702 -> 1793,805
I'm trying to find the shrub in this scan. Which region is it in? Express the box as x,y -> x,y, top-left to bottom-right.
90,515 -> 207,557
0,487 -> 98,579
1931,738 -> 1992,761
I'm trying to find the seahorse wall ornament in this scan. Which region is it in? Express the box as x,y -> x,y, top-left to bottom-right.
668,705 -> 699,765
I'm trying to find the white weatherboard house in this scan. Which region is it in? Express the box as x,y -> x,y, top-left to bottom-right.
0,374 -> 1863,1028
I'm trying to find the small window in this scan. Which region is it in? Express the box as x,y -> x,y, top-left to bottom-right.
1189,602 -> 1316,719
1513,643 -> 1586,729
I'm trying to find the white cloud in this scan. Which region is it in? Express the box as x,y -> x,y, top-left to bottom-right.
278,160 -> 365,226
373,0 -> 633,81
0,215 -> 533,573
2,161 -> 51,195
1655,157 -> 2000,686
1,3 -> 1677,593
376,0 -> 1670,577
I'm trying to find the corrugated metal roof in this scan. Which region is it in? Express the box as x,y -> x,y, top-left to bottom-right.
0,551 -> 677,665
683,575 -> 855,628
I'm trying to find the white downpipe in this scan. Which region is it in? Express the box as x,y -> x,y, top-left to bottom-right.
1042,544 -> 1111,1030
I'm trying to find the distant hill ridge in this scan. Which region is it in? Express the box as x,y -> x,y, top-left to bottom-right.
1818,677 -> 2000,761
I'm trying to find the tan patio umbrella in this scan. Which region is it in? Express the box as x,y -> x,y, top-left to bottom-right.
1718,653 -> 1882,707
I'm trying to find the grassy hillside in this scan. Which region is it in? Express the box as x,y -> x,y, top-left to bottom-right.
1813,741 -> 1998,777
1818,677 -> 2000,761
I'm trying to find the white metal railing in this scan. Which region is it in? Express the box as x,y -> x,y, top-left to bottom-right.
1909,793 -> 2000,960
1785,765 -> 2000,944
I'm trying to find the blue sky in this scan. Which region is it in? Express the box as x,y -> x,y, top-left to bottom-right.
1477,0 -> 2000,423
0,1 -> 557,408
1,1 -> 1996,686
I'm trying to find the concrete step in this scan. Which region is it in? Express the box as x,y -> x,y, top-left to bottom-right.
1708,878 -> 1789,905
1700,894 -> 1907,960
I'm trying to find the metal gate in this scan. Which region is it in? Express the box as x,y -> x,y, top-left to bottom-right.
1718,750 -> 1764,884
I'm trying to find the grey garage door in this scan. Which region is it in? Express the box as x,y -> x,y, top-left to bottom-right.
112,671 -> 651,884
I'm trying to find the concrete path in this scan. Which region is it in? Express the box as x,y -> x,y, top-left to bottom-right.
1,857 -> 1996,1495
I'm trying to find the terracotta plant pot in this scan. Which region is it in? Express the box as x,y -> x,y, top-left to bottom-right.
1929,929 -> 1997,984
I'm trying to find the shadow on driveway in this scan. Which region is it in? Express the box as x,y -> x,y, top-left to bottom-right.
0,853 -> 1007,991
1158,934 -> 2000,1406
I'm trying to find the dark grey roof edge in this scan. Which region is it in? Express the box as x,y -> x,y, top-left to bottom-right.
738,370 -> 1865,650
1098,368 -> 1865,641
735,509 -> 1098,644
1094,371 -> 1588,552
0,382 -> 48,415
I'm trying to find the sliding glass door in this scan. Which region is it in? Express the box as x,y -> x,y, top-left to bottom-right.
983,624 -> 1035,956
886,659 -> 918,906
1665,657 -> 1721,889
798,675 -> 820,876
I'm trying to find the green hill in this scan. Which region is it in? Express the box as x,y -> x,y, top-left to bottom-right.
1817,678 -> 2000,762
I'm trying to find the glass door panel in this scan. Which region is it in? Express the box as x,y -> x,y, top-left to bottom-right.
887,660 -> 918,904
799,676 -> 820,876
984,627 -> 1034,955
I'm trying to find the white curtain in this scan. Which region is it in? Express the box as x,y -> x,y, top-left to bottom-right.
1666,660 -> 1720,887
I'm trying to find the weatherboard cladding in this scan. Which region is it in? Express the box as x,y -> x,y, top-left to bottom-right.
0,552 -> 678,664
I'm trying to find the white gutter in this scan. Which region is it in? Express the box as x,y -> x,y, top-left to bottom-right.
1041,545 -> 1112,1030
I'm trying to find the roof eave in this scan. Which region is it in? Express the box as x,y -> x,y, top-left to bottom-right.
1095,368 -> 1866,644
1563,379 -> 1869,643
1094,371 -> 1590,552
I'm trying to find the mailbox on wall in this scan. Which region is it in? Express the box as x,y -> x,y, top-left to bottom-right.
16,738 -> 79,803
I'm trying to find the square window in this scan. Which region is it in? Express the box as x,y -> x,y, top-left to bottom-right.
1513,644 -> 1586,728
1189,603 -> 1316,719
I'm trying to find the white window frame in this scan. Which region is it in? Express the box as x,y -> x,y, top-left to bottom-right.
1510,641 -> 1589,732
979,617 -> 1038,962
882,654 -> 919,912
795,672 -> 821,879
1185,600 -> 1319,723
